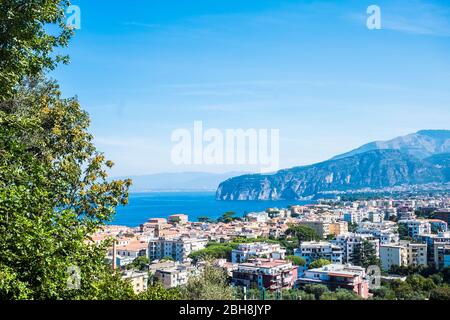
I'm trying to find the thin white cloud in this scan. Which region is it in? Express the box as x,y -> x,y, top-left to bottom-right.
122,22 -> 160,29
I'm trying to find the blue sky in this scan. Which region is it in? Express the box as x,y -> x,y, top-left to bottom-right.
53,0 -> 450,176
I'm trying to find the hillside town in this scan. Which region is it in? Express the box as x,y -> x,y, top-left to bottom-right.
92,196 -> 450,299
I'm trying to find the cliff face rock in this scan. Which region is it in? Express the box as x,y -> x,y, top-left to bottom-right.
216,150 -> 450,200
426,153 -> 450,180
332,130 -> 450,160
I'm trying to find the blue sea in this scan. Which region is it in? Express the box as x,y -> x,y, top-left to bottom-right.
111,192 -> 311,227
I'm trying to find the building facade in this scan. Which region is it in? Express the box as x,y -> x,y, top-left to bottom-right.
232,259 -> 297,291
231,243 -> 286,263
148,237 -> 208,262
297,264 -> 370,299
294,241 -> 344,266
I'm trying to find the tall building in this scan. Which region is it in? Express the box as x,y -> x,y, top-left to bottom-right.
380,244 -> 407,271
298,221 -> 330,239
398,220 -> 431,238
298,264 -> 370,299
435,245 -> 450,269
434,210 -> 450,225
405,242 -> 427,267
121,270 -> 148,294
329,221 -> 349,236
232,259 -> 297,291
294,241 -> 343,265
332,233 -> 380,265
418,231 -> 450,265
231,243 -> 286,263
148,237 -> 207,262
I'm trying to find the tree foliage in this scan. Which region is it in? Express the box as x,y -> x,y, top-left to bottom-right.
286,224 -> 321,242
217,211 -> 238,223
430,285 -> 450,300
351,240 -> 379,269
181,264 -> 233,300
0,78 -> 134,299
189,243 -> 235,263
308,259 -> 331,269
126,256 -> 150,272
0,0 -> 73,99
138,282 -> 181,300
0,0 -> 133,298
285,255 -> 306,267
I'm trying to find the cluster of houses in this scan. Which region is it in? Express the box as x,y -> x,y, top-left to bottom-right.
90,197 -> 450,297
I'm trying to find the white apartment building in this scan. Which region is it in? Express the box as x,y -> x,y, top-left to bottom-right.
332,233 -> 380,265
153,263 -> 200,288
380,244 -> 407,271
343,211 -> 366,224
398,220 -> 431,238
357,228 -> 399,245
294,241 -> 344,265
231,242 -> 286,263
406,243 -> 427,267
121,270 -> 148,294
246,212 -> 270,223
148,237 -> 208,262
368,212 -> 384,223
114,241 -> 149,259
298,264 -> 370,299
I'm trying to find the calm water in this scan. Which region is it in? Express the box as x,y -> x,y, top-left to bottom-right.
111,192 -> 311,227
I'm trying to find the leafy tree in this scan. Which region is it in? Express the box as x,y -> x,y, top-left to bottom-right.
0,77 -> 134,299
0,0 -> 73,99
370,286 -> 396,300
304,284 -> 329,300
181,264 -> 233,300
441,267 -> 450,284
188,243 -> 234,263
389,280 -> 426,300
286,225 -> 321,242
389,265 -> 422,276
161,256 -> 175,262
430,273 -> 444,286
430,285 -> 450,300
406,274 -> 436,293
397,223 -> 409,239
198,216 -> 213,223
285,255 -> 306,267
169,216 -> 182,224
0,265 -> 32,299
351,240 -> 379,269
333,289 -> 362,300
0,2 -> 133,298
348,222 -> 358,233
320,288 -> 361,300
280,289 -> 306,300
309,259 -> 331,269
138,282 -> 181,300
218,211 -> 237,223
126,256 -> 150,271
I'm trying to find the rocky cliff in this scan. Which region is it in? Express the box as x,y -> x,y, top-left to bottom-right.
216,149 -> 450,200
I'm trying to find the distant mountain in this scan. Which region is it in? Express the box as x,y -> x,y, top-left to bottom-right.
216,149 -> 450,200
425,153 -> 450,181
332,130 -> 450,160
118,172 -> 249,192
